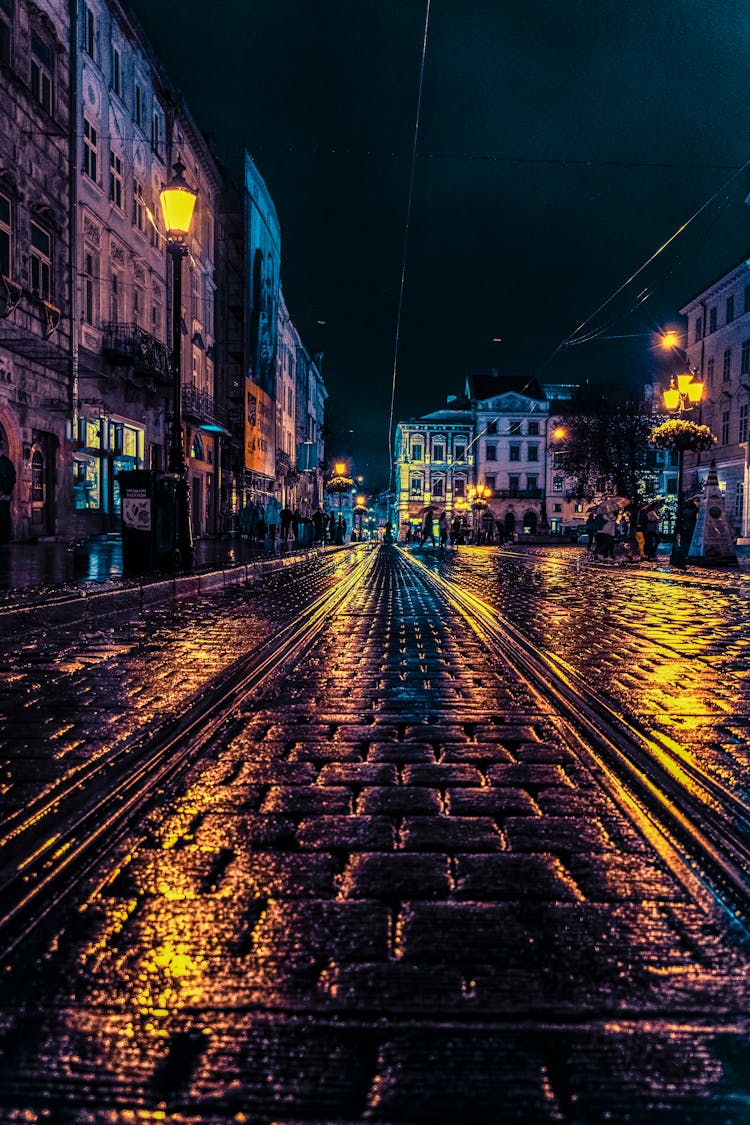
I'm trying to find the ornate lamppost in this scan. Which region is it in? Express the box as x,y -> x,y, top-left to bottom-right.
651,372 -> 713,567
468,483 -> 491,542
353,494 -> 368,540
326,461 -> 354,543
160,158 -> 197,568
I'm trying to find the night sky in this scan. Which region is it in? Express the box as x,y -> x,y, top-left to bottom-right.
129,0 -> 750,486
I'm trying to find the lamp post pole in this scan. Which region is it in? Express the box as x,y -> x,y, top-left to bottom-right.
662,370 -> 704,568
168,241 -> 193,567
160,158 -> 197,569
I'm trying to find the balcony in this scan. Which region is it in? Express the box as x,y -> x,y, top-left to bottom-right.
182,383 -> 229,435
102,322 -> 170,382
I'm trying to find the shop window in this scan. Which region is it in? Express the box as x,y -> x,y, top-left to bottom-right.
31,450 -> 44,501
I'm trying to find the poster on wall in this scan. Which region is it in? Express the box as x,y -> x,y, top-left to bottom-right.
245,377 -> 275,478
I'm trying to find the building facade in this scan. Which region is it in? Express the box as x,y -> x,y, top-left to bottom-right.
0,0 -> 71,541
680,258 -> 750,539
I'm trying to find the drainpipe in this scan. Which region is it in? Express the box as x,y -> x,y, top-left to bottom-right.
68,0 -> 79,528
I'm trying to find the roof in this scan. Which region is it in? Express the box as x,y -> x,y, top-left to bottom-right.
466,373 -> 546,402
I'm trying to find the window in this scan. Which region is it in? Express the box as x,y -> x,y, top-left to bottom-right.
742,342 -> 750,376
552,475 -> 563,493
727,295 -> 735,323
485,475 -> 495,491
736,482 -> 744,520
707,356 -> 714,386
30,220 -> 51,298
133,283 -> 143,326
454,444 -> 466,462
83,5 -> 94,57
669,450 -> 679,467
723,348 -> 731,382
509,420 -> 522,435
485,443 -> 497,461
666,477 -> 677,495
709,306 -> 717,333
694,316 -> 703,342
454,479 -> 465,497
109,150 -> 123,209
111,44 -> 121,97
410,476 -> 423,496
740,403 -> 749,444
31,32 -> 54,113
411,443 -> 423,461
527,444 -> 539,461
722,409 -> 730,445
553,503 -> 562,513
151,107 -> 163,155
133,179 -> 145,231
508,475 -> 520,494
83,116 -> 97,181
528,420 -> 539,436
82,249 -> 98,324
432,478 -> 443,497
31,450 -> 44,502
433,443 -> 444,462
110,269 -> 121,321
0,0 -> 11,66
485,420 -> 497,435
152,283 -> 162,339
527,474 -> 538,491
509,443 -> 520,461
134,83 -> 143,127
0,192 -> 10,278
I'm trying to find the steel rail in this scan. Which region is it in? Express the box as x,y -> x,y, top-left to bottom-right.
0,547 -> 378,963
404,549 -> 750,925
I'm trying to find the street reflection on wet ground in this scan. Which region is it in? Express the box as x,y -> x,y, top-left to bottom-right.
1,545 -> 750,1120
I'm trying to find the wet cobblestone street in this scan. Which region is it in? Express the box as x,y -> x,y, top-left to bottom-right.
1,544 -> 750,1122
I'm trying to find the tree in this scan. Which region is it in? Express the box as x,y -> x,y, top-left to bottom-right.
549,394 -> 660,525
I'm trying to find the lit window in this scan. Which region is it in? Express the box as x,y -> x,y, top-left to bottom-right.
552,475 -> 563,493
30,220 -> 51,298
410,476 -> 423,496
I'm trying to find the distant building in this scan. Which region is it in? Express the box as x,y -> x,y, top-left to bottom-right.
680,257 -> 750,538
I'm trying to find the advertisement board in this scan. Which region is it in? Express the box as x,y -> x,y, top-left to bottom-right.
245,378 -> 276,477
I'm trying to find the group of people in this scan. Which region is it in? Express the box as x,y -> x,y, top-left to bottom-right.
409,507 -> 508,549
585,497 -> 700,563
239,500 -> 350,547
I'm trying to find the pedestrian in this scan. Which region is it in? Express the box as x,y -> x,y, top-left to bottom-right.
635,505 -> 648,559
495,520 -> 505,547
336,515 -> 345,544
418,506 -> 436,548
645,507 -> 661,560
438,511 -> 448,547
451,516 -> 462,546
312,508 -> 324,543
280,505 -> 293,541
265,497 -> 282,544
292,507 -> 301,543
594,513 -> 615,559
0,442 -> 16,545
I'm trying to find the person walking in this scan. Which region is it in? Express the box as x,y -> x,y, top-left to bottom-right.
0,443 -> 16,545
418,506 -> 436,548
312,508 -> 324,543
438,510 -> 448,547
280,505 -> 293,541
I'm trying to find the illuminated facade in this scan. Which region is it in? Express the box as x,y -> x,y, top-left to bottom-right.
680,259 -> 750,539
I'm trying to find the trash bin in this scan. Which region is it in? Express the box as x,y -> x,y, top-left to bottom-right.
119,470 -> 178,574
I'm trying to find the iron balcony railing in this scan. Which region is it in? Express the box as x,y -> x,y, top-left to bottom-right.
102,322 -> 170,381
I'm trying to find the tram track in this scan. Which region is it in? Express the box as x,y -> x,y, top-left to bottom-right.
0,546 -> 378,964
405,548 -> 750,929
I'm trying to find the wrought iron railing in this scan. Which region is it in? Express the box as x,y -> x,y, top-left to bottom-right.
102,322 -> 170,379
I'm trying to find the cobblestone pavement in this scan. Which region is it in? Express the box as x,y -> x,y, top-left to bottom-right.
419,545 -> 750,800
1,546 -> 750,1121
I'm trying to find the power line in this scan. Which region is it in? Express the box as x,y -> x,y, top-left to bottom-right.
386,0 -> 432,520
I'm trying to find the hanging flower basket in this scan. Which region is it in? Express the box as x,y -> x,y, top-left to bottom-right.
326,474 -> 354,493
650,419 -> 716,453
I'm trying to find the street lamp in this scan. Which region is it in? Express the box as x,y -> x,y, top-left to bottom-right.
160,158 -> 197,568
661,371 -> 705,567
353,494 -> 367,539
468,483 -> 492,542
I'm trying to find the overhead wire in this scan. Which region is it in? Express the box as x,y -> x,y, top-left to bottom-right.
386,0 -> 431,519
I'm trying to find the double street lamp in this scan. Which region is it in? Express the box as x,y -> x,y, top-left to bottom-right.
661,371 -> 705,567
160,158 -> 197,568
468,483 -> 492,542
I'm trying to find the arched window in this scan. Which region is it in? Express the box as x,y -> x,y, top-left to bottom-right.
191,433 -> 203,460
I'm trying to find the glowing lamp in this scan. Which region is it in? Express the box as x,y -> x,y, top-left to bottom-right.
661,331 -> 680,349
334,462 -> 346,475
676,372 -> 694,394
663,385 -> 680,411
160,159 -> 197,241
686,380 -> 704,404
356,495 -> 365,506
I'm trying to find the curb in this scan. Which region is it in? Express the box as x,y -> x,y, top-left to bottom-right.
0,547 -> 340,635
